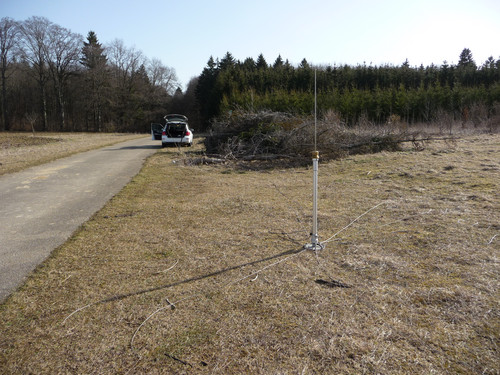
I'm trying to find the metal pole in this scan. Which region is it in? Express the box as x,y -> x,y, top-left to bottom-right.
305,150 -> 323,250
314,69 -> 317,151
304,70 -> 324,251
311,150 -> 319,246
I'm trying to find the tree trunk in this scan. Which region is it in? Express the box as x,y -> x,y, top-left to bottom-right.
40,82 -> 47,131
1,66 -> 9,131
57,84 -> 65,131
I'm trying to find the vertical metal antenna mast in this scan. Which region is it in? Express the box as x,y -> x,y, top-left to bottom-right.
314,69 -> 317,151
305,69 -> 324,251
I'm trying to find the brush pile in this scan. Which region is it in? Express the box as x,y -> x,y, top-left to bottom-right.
204,110 -> 412,162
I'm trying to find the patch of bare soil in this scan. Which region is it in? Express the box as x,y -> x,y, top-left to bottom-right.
0,134 -> 498,374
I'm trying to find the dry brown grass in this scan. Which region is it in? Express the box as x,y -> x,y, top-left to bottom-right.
0,132 -> 145,176
0,134 -> 498,374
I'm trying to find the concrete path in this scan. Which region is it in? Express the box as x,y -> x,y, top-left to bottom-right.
0,137 -> 159,302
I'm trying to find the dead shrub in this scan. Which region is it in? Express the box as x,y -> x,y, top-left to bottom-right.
434,109 -> 455,135
386,114 -> 408,134
486,103 -> 500,132
470,103 -> 489,128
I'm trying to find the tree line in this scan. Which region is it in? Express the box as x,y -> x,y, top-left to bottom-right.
0,16 -> 178,132
2,15 -> 499,133
194,50 -> 500,128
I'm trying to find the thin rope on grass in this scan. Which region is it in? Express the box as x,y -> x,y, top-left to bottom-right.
64,201 -> 387,328
130,300 -> 175,349
154,259 -> 179,274
223,248 -> 306,288
62,258 -> 179,324
62,303 -> 95,324
271,182 -> 305,224
68,201 -> 389,348
321,201 -> 386,245
129,248 -> 307,350
64,203 -> 387,326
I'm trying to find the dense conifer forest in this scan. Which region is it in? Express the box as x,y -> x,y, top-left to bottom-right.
194,51 -> 500,129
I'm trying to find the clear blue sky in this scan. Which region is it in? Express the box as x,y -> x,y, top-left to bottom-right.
1,0 -> 499,89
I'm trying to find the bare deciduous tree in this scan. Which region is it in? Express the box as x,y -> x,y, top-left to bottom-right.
25,111 -> 37,135
1,17 -> 178,132
44,23 -> 82,130
147,57 -> 178,95
0,17 -> 19,131
19,16 -> 52,131
105,39 -> 144,88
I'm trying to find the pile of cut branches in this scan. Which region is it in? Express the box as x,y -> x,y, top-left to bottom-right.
204,110 -> 419,163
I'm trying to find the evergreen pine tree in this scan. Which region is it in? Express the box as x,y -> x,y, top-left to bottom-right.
273,55 -> 284,69
219,52 -> 235,71
458,48 -> 476,69
256,54 -> 268,69
81,31 -> 108,131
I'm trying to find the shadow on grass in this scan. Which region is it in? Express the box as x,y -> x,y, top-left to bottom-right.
91,247 -> 305,306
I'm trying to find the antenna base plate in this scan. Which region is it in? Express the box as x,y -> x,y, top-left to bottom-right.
304,242 -> 325,251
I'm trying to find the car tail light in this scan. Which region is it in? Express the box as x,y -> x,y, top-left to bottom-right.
185,130 -> 191,136
162,131 -> 166,135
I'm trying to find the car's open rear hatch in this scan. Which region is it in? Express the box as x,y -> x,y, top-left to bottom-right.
165,123 -> 186,137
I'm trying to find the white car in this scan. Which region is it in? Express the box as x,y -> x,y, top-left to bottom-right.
161,114 -> 193,147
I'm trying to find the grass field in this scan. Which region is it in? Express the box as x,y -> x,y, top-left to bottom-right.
0,133 -> 499,374
0,132 -> 145,176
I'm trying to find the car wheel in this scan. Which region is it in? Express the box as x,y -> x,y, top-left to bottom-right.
161,143 -> 166,148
